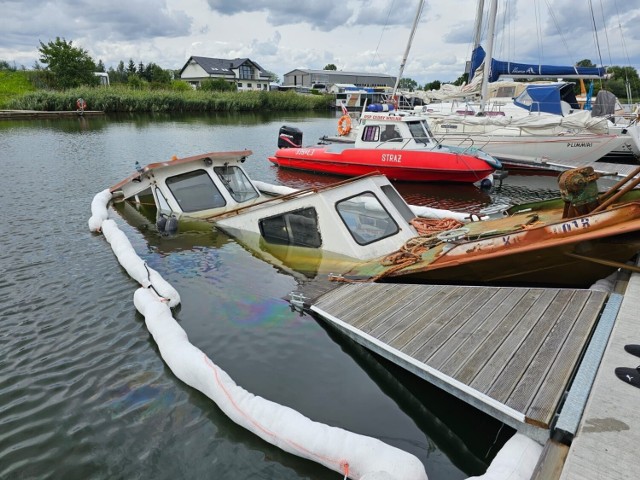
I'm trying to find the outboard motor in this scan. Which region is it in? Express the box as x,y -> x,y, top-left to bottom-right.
278,125 -> 303,148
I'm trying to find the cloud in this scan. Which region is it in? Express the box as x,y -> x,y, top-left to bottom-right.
0,0 -> 192,50
250,31 -> 281,56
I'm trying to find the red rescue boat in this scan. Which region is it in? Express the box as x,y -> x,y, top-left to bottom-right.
268,110 -> 506,187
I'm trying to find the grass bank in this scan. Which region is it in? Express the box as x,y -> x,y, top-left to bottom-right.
0,71 -> 37,108
4,85 -> 334,112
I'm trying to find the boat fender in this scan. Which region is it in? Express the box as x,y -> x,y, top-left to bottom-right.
133,287 -> 428,480
164,215 -> 178,235
88,189 -> 113,232
480,178 -> 493,190
466,433 -> 542,480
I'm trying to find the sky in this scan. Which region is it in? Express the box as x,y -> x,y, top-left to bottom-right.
1,0 -> 640,86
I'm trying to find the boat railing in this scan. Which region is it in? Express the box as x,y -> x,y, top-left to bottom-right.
433,134 -> 479,154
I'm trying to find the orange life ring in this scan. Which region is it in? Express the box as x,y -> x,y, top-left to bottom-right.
337,115 -> 352,136
76,98 -> 87,110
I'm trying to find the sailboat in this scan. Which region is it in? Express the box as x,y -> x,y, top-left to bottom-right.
414,0 -> 637,170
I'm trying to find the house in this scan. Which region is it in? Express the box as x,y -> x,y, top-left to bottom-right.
179,56 -> 271,91
282,69 -> 396,91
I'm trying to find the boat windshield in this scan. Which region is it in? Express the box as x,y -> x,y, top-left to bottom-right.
165,169 -> 227,212
336,192 -> 399,245
214,165 -> 260,203
407,120 -> 431,145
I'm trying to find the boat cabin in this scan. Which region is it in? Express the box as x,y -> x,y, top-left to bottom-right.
356,111 -> 438,149
110,151 -> 265,220
210,174 -> 420,261
110,150 -> 424,262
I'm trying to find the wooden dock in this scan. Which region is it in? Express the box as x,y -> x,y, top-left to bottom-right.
0,109 -> 105,120
296,282 -> 609,442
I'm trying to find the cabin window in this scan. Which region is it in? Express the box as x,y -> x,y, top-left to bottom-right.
361,125 -> 380,142
407,121 -> 431,145
165,170 -> 226,212
259,207 -> 322,248
336,192 -> 399,245
380,185 -> 416,223
213,165 -> 259,202
153,186 -> 172,212
380,125 -> 402,142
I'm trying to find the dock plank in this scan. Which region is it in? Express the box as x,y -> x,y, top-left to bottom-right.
431,288 -> 525,371
309,283 -> 608,433
523,292 -> 606,424
449,288 -> 546,382
484,289 -> 575,404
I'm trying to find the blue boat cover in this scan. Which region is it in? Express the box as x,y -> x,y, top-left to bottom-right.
469,46 -> 606,83
513,83 -> 580,115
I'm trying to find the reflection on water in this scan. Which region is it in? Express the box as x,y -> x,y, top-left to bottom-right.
0,112 -> 566,480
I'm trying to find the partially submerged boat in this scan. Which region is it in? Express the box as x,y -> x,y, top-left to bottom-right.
269,109 -> 506,188
108,150 -> 640,288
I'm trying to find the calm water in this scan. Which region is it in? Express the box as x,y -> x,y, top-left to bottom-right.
0,112 -> 560,480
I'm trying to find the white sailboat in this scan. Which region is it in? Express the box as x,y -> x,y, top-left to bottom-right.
413,0 -> 636,170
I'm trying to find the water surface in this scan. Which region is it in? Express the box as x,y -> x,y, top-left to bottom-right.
0,112 -> 560,479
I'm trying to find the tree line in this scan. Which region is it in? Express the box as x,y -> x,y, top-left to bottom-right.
2,38 -> 639,101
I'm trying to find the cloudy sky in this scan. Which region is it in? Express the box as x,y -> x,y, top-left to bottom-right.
1,0 -> 640,85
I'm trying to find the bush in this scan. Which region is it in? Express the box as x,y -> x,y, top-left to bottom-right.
200,78 -> 235,92
6,85 -> 334,112
169,80 -> 192,91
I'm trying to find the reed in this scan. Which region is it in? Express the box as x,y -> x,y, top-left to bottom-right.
5,86 -> 334,112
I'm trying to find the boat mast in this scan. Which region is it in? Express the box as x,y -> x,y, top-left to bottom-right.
392,0 -> 426,97
479,0 -> 497,113
472,0 -> 485,54
467,0 -> 484,83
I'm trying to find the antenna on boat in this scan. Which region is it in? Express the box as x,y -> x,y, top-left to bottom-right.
391,0 -> 425,101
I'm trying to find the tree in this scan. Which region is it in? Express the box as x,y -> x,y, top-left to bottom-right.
96,59 -> 105,72
38,37 -> 97,89
452,72 -> 468,86
263,70 -> 280,83
142,62 -> 171,84
0,60 -> 15,71
398,77 -> 418,91
423,80 -> 441,91
576,59 -> 595,68
127,59 -> 137,76
323,64 -> 337,71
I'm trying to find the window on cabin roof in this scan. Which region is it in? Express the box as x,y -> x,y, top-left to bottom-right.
213,165 -> 259,203
166,170 -> 226,212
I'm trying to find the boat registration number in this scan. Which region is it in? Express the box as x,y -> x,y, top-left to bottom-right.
296,148 -> 317,156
